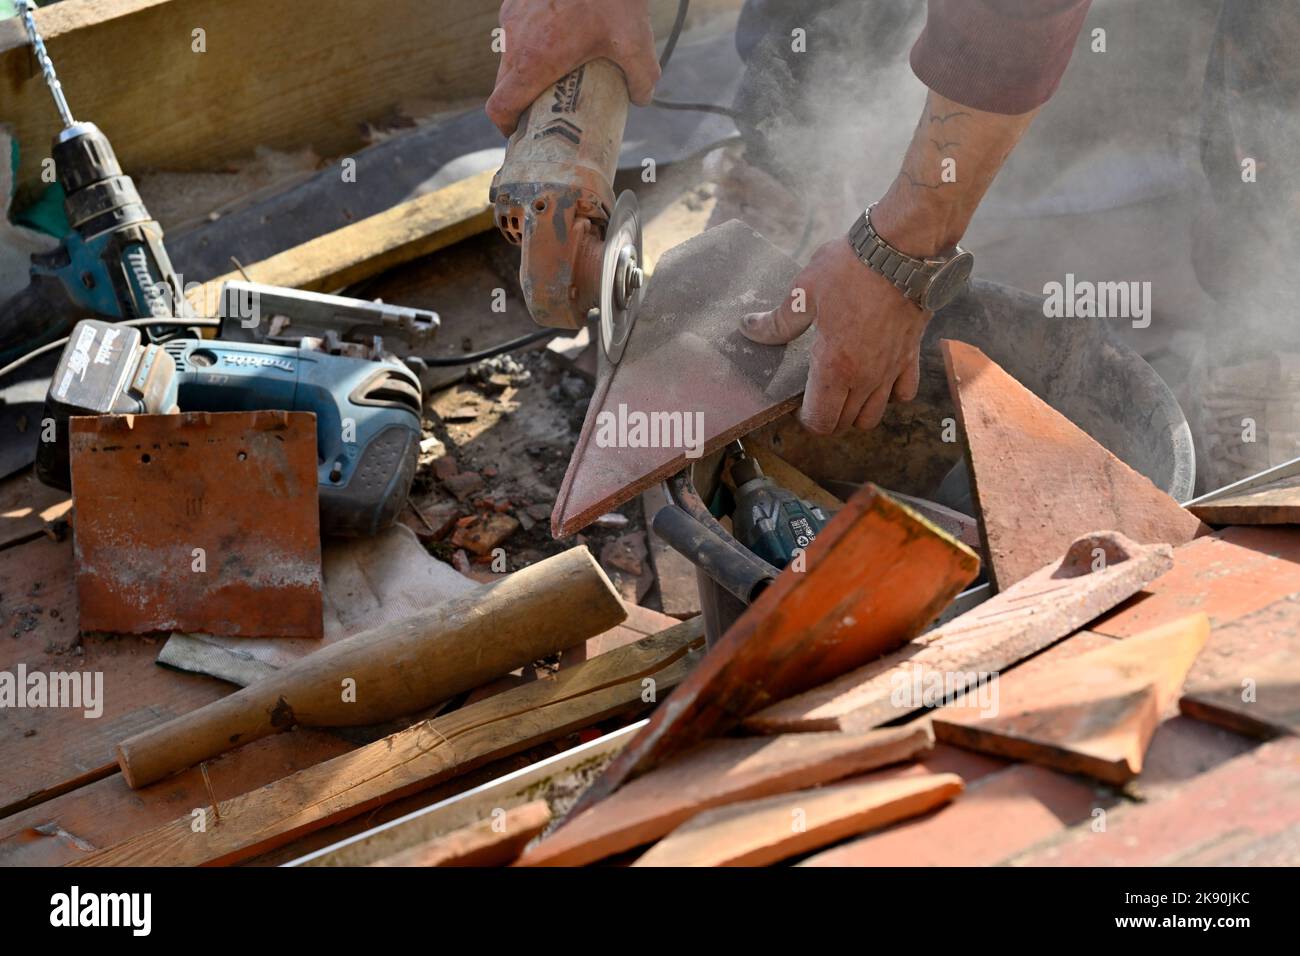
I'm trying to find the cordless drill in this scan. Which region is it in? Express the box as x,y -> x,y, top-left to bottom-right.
1,1 -> 189,358
36,320 -> 422,537
729,449 -> 832,570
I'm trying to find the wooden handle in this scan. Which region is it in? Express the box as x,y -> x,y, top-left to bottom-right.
116,546 -> 625,788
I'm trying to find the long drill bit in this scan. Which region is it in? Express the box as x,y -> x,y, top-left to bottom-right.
16,0 -> 76,128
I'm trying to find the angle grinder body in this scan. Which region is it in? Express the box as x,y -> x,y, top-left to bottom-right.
490,58 -> 645,362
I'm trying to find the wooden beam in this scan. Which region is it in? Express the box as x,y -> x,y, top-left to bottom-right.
1,0 -> 739,197
185,168 -> 496,314
77,619 -> 705,866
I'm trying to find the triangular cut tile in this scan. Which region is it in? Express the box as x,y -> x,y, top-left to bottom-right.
552,220 -> 806,537
932,613 -> 1210,784
941,339 -> 1208,591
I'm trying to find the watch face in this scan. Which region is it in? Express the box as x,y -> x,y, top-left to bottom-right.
923,251 -> 975,312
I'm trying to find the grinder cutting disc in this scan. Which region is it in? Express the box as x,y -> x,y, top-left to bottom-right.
598,190 -> 645,364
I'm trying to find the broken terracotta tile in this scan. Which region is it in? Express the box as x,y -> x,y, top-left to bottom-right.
69,411 -> 323,639
370,800 -> 551,867
800,763 -> 1111,867
515,724 -> 935,867
1011,737 -> 1300,866
633,773 -> 963,867
1189,471 -> 1300,525
747,532 -> 1172,735
1092,526 -> 1300,637
565,485 -> 979,818
932,613 -> 1210,784
1177,593 -> 1300,739
401,498 -> 461,542
941,339 -> 1208,591
450,513 -> 519,556
599,531 -> 652,603
552,221 -> 806,538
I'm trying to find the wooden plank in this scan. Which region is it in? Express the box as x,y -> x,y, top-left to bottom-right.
745,532 -> 1172,735
633,774 -> 963,867
77,619 -> 705,866
932,614 -> 1210,785
186,169 -> 496,314
517,724 -> 936,867
0,535 -> 263,816
942,339 -> 1207,591
369,799 -> 550,867
565,483 -> 979,818
1177,593 -> 1300,738
0,730 -> 352,866
1,0 -> 736,196
3,0 -> 498,196
1188,472 -> 1300,525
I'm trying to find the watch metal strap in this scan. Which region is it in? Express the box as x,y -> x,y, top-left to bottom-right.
847,206 -> 931,305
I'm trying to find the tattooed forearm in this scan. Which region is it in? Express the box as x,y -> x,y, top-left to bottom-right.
928,110 -> 970,125
901,170 -> 943,190
869,90 -> 1041,255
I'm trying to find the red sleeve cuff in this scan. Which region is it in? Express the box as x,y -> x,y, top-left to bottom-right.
910,0 -> 1093,115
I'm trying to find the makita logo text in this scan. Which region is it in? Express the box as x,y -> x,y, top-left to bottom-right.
221,354 -> 295,372
550,65 -> 585,113
126,247 -> 171,319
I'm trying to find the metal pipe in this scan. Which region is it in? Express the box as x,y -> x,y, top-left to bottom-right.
652,502 -> 775,605
665,469 -> 781,576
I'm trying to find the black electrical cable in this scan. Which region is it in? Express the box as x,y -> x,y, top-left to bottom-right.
651,0 -> 741,120
419,327 -> 555,367
658,0 -> 690,69
0,317 -> 220,384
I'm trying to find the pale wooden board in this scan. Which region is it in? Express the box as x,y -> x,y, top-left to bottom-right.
186,170 -> 496,314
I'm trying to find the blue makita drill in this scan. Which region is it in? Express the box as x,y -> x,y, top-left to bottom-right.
36,320 -> 422,537
1,2 -> 189,361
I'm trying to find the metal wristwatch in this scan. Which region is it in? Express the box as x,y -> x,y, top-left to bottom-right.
847,203 -> 974,312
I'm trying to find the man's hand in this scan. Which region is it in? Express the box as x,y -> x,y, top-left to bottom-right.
486,0 -> 661,137
742,240 -> 928,434
741,89 -> 1043,434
